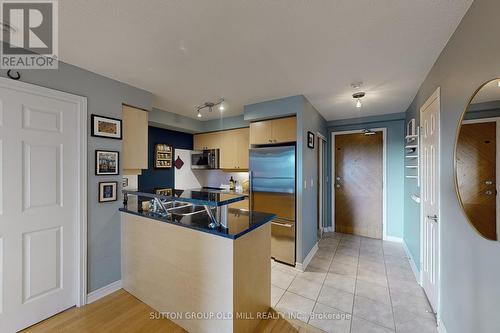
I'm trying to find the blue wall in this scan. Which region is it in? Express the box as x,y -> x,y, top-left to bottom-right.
138,126 -> 193,190
244,95 -> 328,263
298,98 -> 328,262
403,1 -> 500,330
327,116 -> 406,239
0,59 -> 153,292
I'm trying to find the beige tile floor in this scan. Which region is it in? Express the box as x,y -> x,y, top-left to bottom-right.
271,232 -> 438,333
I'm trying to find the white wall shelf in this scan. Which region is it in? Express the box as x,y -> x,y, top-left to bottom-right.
405,119 -> 420,186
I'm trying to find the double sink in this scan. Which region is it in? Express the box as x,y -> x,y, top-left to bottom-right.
159,199 -> 206,217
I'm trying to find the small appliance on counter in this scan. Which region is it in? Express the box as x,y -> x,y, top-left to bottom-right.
191,149 -> 219,169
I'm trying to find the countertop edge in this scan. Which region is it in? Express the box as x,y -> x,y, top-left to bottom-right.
119,208 -> 275,240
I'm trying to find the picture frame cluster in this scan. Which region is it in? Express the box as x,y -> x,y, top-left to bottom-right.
92,114 -> 122,203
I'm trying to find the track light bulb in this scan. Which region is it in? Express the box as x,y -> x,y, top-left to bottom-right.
197,111 -> 202,118
219,102 -> 225,111
356,99 -> 362,108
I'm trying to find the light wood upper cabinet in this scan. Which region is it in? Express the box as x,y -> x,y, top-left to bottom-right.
272,117 -> 296,143
249,120 -> 273,145
250,116 -> 296,145
220,130 -> 238,169
194,127 -> 249,170
122,105 -> 148,175
193,132 -> 221,150
236,127 -> 249,169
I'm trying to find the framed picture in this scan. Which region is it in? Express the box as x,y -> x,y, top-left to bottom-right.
91,115 -> 122,139
96,150 -> 119,175
98,181 -> 118,202
307,131 -> 315,149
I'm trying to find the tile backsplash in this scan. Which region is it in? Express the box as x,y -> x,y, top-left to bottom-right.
192,170 -> 249,190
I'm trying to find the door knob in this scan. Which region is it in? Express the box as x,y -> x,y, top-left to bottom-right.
427,214 -> 438,222
485,190 -> 494,195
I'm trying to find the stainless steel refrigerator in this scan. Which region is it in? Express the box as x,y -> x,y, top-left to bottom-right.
250,145 -> 296,265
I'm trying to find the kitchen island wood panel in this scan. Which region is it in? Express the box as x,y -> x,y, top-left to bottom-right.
121,213 -> 271,333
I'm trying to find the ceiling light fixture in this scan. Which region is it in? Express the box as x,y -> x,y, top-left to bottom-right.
498,80 -> 500,87
353,92 -> 366,108
195,98 -> 225,118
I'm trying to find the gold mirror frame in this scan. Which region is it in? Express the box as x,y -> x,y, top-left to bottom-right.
454,78 -> 500,241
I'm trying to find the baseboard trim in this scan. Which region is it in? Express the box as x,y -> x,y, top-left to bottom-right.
402,241 -> 421,285
296,242 -> 318,272
87,280 -> 122,304
322,227 -> 334,232
437,317 -> 448,333
384,236 -> 403,243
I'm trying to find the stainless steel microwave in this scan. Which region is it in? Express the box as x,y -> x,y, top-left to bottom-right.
191,149 -> 220,169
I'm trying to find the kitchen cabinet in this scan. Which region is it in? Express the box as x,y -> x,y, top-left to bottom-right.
193,131 -> 221,150
219,128 -> 249,170
249,116 -> 296,145
194,127 -> 249,170
122,104 -> 148,175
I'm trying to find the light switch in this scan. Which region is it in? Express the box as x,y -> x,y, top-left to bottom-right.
304,180 -> 307,189
310,179 -> 314,187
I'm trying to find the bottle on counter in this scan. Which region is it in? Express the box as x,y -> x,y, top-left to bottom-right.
229,176 -> 235,190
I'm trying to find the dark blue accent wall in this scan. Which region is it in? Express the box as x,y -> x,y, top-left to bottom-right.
138,126 -> 193,190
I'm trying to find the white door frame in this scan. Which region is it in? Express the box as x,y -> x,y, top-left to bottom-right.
461,116 -> 500,240
419,87 -> 440,314
330,128 -> 388,239
0,77 -> 88,307
317,133 -> 327,236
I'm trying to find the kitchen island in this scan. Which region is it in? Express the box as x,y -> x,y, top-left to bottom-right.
120,189 -> 274,333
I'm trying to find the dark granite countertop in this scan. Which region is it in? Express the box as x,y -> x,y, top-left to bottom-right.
119,206 -> 274,239
123,188 -> 246,207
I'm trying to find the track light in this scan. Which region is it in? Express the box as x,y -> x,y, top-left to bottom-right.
195,98 -> 225,118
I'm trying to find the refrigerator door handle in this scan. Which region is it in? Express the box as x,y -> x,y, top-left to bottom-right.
271,221 -> 294,228
249,170 -> 253,211
271,217 -> 295,227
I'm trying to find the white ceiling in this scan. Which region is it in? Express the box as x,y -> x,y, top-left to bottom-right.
59,0 -> 473,121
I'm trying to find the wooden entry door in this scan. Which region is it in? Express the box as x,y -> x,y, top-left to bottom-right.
456,121 -> 497,240
334,131 -> 383,239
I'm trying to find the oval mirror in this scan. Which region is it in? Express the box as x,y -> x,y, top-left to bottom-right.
456,78 -> 500,241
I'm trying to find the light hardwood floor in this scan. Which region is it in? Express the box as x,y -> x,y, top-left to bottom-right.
22,289 -> 323,333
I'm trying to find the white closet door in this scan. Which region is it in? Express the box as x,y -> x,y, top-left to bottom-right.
0,84 -> 80,332
420,89 -> 440,312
